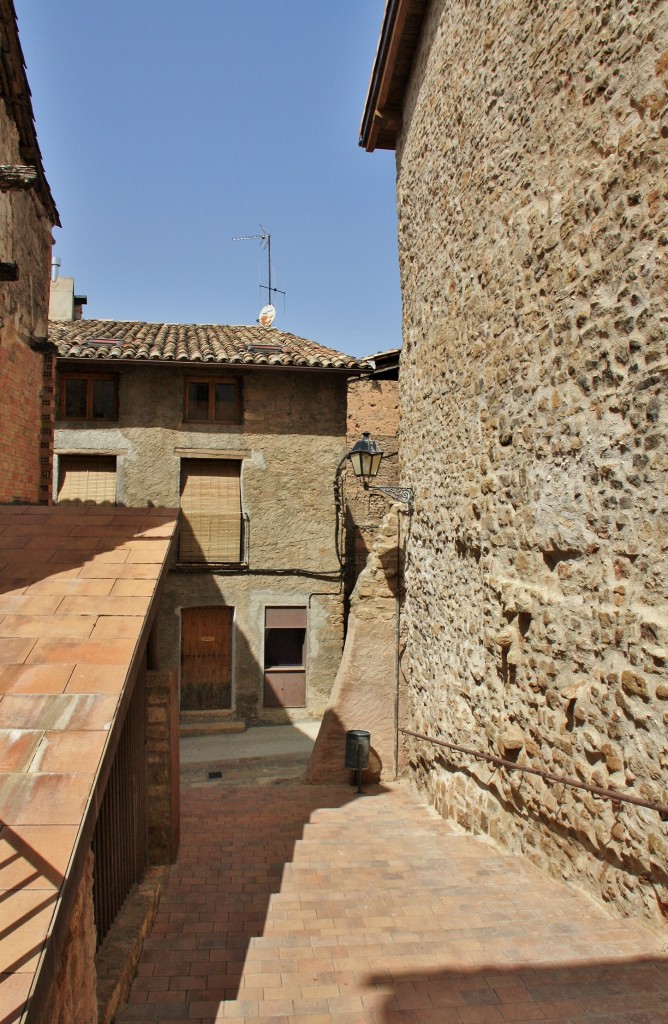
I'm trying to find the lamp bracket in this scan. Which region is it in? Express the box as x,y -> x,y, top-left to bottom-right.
365,484 -> 414,508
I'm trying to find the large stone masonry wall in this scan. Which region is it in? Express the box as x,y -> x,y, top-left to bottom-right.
396,0 -> 668,925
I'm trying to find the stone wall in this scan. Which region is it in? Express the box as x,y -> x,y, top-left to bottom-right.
306,506 -> 405,784
42,851 -> 97,1024
395,0 -> 668,925
343,377 -> 400,597
146,669 -> 180,863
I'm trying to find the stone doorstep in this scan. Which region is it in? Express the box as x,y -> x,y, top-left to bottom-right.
179,710 -> 236,719
95,864 -> 169,1024
179,720 -> 247,736
179,711 -> 246,738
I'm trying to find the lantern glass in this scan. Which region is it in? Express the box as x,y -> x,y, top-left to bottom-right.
348,432 -> 383,484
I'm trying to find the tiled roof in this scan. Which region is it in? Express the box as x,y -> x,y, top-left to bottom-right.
50,320 -> 371,371
0,505 -> 178,1024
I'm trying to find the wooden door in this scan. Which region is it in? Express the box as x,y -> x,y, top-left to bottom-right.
180,606 -> 233,710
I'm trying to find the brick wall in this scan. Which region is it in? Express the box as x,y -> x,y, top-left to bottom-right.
0,333 -> 43,501
39,352 -> 56,503
0,85 -> 54,504
395,0 -> 668,926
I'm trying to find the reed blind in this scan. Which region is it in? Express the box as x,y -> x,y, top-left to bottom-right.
58,455 -> 117,504
179,459 -> 241,563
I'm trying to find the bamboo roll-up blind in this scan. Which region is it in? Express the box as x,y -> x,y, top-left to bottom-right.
180,459 -> 241,563
58,455 -> 117,504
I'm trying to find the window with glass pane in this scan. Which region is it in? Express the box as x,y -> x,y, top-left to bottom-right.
214,383 -> 237,421
92,379 -> 117,419
64,378 -> 88,418
263,607 -> 307,708
60,374 -> 118,420
184,378 -> 240,423
186,382 -> 210,420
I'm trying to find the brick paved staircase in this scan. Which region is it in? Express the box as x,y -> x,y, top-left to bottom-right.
117,778 -> 668,1024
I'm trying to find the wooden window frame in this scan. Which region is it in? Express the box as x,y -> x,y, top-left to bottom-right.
58,372 -> 119,421
183,377 -> 242,425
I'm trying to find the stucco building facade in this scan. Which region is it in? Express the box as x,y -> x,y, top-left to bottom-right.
362,0 -> 667,926
51,319 -> 369,726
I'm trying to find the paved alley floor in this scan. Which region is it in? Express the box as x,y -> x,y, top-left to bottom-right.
118,761 -> 668,1024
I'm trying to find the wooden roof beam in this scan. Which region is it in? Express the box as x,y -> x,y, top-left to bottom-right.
0,163 -> 38,190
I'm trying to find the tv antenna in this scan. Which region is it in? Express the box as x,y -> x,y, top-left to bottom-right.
232,226 -> 286,327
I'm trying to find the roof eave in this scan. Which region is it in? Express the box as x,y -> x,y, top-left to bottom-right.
0,0 -> 60,225
359,0 -> 429,153
55,353 -> 371,375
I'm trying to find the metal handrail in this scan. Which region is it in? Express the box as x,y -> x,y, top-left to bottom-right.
401,728 -> 668,820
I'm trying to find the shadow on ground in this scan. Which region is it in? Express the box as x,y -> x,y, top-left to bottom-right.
119,782 -> 386,1022
367,957 -> 668,1023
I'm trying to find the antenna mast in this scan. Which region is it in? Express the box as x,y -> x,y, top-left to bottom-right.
232,226 -> 286,326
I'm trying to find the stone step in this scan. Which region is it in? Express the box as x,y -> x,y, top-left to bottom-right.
180,709 -> 236,720
179,722 -> 246,736
179,711 -> 246,737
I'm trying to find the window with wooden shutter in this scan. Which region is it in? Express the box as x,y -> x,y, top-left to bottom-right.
179,459 -> 242,563
57,455 -> 117,504
263,606 -> 307,708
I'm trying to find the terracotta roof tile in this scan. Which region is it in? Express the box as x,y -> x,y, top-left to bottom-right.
49,320 -> 371,371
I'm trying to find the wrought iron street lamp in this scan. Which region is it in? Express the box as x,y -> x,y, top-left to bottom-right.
347,432 -> 414,508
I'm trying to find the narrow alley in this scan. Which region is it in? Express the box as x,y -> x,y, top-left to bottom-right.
116,748 -> 667,1024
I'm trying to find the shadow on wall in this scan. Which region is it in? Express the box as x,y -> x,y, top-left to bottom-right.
408,746 -> 668,922
306,706 -> 384,785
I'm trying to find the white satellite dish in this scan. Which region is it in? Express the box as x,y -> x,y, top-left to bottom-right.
258,303 -> 276,328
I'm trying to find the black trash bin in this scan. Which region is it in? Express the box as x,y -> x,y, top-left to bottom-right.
345,730 -> 370,792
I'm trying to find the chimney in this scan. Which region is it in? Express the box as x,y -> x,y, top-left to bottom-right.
49,276 -> 87,321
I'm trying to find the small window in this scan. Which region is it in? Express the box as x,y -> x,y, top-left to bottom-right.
59,374 -> 118,420
263,607 -> 307,708
57,455 -> 117,505
184,378 -> 241,423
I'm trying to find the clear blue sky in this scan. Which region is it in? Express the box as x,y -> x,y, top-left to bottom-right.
15,2 -> 401,358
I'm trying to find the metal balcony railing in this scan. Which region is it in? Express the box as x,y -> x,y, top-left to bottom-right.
92,671 -> 148,946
